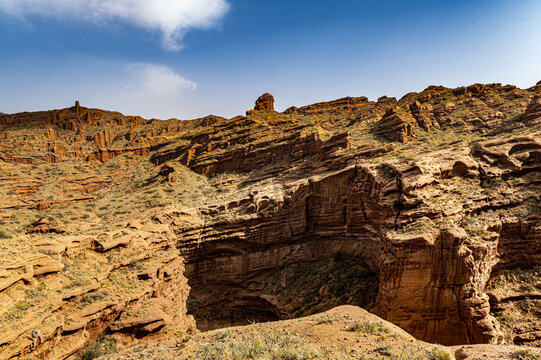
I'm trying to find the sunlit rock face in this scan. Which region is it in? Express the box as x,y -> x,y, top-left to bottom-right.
0,81 -> 540,358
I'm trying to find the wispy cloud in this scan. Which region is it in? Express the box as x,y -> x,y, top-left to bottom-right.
89,62 -> 199,118
117,63 -> 197,114
129,63 -> 197,97
0,0 -> 229,50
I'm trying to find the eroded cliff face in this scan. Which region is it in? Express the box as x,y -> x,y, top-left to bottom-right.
0,81 -> 540,358
177,165 -> 389,330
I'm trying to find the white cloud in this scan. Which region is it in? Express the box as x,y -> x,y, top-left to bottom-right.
0,0 -> 229,50
98,62 -> 198,118
128,63 -> 197,98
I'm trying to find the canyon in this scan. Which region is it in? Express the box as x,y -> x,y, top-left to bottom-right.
0,82 -> 539,359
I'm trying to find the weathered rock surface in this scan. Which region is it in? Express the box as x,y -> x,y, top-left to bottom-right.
0,81 -> 540,359
254,93 -> 275,111
374,108 -> 415,142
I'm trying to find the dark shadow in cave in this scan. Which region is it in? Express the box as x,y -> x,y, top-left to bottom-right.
186,251 -> 379,332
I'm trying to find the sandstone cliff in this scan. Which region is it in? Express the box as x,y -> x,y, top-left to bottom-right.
0,82 -> 539,359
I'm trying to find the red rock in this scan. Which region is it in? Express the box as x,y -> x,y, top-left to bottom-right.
44,128 -> 58,140
521,94 -> 541,126
373,108 -> 415,143
0,82 -> 539,358
254,93 -> 275,111
93,129 -> 114,148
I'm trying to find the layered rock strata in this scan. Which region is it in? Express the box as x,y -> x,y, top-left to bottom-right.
0,82 -> 539,358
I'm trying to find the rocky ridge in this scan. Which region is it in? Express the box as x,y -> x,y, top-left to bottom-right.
0,81 -> 539,359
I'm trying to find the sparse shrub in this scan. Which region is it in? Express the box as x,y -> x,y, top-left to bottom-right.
81,291 -> 110,305
128,259 -> 145,271
314,316 -> 336,325
429,347 -> 453,360
0,226 -> 11,239
25,283 -> 47,300
481,177 -> 505,189
15,302 -> 32,311
376,344 -> 393,356
106,163 -> 121,169
1,301 -> 33,322
347,321 -> 390,335
235,253 -> 379,322
515,348 -> 541,360
390,343 -> 443,360
193,326 -> 319,360
77,336 -> 117,360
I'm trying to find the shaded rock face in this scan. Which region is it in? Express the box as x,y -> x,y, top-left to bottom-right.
0,82 -> 540,358
374,108 -> 415,143
254,93 -> 275,111
378,228 -> 501,345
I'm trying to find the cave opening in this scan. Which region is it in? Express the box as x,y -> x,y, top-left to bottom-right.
185,250 -> 379,332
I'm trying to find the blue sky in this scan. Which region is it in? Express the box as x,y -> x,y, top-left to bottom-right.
0,0 -> 540,119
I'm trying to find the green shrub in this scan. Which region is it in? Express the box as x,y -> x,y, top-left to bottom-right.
515,348 -> 541,360
81,291 -> 110,305
376,344 -> 393,356
0,226 -> 11,239
16,302 -> 32,311
77,336 -> 117,360
429,347 -> 453,360
313,316 -> 336,325
347,321 -> 390,335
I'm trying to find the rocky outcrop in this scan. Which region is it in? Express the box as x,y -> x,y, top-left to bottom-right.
409,100 -> 439,132
28,217 -> 66,234
254,93 -> 275,111
44,128 -> 58,140
291,96 -> 369,115
522,94 -> 541,126
473,135 -> 541,177
174,154 -> 538,345
86,145 -> 151,162
174,164 -> 388,330
0,226 -> 196,360
374,108 -> 415,142
93,129 -> 114,148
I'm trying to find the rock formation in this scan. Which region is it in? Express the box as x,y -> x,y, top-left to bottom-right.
374,108 -> 415,142
254,93 -> 275,111
0,81 -> 539,359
